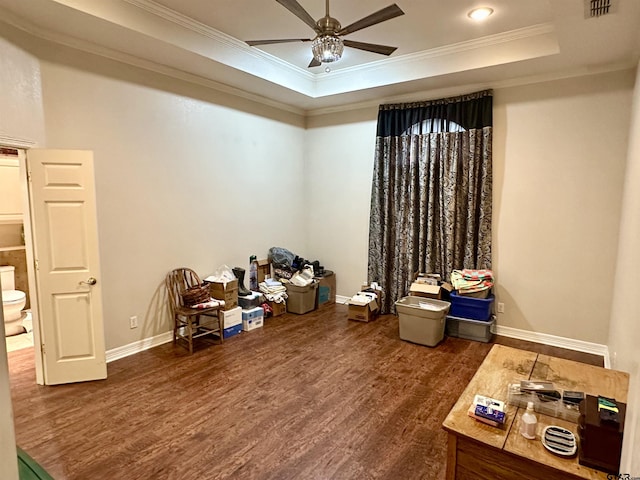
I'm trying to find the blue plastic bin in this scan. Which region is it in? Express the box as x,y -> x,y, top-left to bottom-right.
449,291 -> 494,321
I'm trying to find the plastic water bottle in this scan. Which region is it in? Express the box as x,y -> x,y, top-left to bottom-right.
520,401 -> 537,439
249,255 -> 258,291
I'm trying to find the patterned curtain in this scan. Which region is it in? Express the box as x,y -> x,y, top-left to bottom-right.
368,90 -> 493,313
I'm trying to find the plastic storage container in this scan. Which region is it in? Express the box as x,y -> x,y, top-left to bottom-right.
395,296 -> 451,347
449,291 -> 494,321
445,315 -> 494,342
286,281 -> 318,314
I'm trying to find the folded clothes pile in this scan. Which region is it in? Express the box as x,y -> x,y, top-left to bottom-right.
190,298 -> 225,309
451,269 -> 494,295
258,278 -> 288,304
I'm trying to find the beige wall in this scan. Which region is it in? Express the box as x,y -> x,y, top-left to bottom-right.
609,62 -> 640,475
0,33 -> 45,146
0,26 -> 35,480
305,107 -> 379,296
493,72 -> 633,343
33,44 -> 307,350
306,70 -> 635,346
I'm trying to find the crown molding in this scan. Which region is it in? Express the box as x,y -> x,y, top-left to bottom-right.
122,1 -> 561,99
307,61 -> 637,117
0,7 -> 307,116
124,0 -> 314,81
324,23 -> 556,82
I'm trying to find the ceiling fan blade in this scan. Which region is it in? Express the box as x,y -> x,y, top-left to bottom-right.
336,4 -> 404,36
276,0 -> 321,32
246,38 -> 312,46
308,58 -> 322,68
343,40 -> 397,56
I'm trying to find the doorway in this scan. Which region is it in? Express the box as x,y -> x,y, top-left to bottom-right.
1,148 -> 39,366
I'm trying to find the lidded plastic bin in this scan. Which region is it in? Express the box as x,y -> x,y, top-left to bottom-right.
449,291 -> 494,321
446,315 -> 494,343
395,296 -> 451,347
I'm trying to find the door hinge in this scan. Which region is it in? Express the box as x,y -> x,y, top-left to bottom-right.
41,343 -> 45,355
34,259 -> 39,271
27,170 -> 32,183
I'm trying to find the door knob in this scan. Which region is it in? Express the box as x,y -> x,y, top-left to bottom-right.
80,277 -> 97,286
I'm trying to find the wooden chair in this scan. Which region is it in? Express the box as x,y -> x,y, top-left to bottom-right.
165,268 -> 223,354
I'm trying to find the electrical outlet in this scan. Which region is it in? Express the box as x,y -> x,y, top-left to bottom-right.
497,302 -> 505,314
129,315 -> 138,329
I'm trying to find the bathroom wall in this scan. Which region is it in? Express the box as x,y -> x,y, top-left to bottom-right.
0,224 -> 22,248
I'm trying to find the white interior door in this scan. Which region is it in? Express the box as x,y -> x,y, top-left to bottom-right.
27,149 -> 106,385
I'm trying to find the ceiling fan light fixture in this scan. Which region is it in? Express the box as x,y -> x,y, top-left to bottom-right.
312,34 -> 344,63
467,7 -> 494,20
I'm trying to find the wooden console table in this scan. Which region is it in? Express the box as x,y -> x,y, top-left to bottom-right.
442,345 -> 629,480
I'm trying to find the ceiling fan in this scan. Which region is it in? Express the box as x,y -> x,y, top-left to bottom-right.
246,0 -> 405,68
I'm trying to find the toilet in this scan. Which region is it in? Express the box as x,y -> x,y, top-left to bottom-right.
1,265 -> 27,336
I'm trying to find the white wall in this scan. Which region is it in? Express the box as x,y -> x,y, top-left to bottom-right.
306,70 -> 635,346
609,62 -> 640,476
35,45 -> 307,349
0,31 -> 45,146
0,26 -> 41,480
305,107 -> 379,296
493,71 -> 633,344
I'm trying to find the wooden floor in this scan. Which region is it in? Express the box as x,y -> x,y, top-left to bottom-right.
7,304 -> 602,480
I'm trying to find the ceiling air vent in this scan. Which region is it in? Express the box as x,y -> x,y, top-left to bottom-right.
584,0 -> 617,18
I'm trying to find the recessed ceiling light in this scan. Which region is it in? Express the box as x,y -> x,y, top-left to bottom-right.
468,7 -> 494,20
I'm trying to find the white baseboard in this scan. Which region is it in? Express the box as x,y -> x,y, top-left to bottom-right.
492,324 -> 610,368
106,331 -> 173,363
336,295 -> 349,304
105,309 -> 610,369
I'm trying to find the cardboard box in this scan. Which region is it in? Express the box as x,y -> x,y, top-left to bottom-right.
257,259 -> 271,283
268,300 -> 286,317
242,306 -> 264,320
409,282 -> 442,299
223,323 -> 242,339
347,290 -> 381,322
242,314 -> 264,331
221,306 -> 242,328
315,272 -> 336,308
208,279 -> 239,311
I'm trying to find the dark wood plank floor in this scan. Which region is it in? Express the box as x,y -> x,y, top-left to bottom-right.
7,304 -> 602,480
